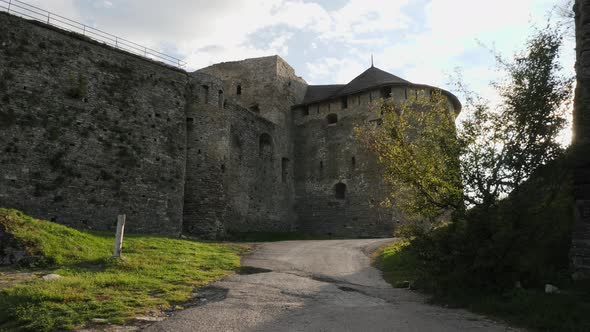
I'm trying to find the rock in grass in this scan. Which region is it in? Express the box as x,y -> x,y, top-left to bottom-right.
90,318 -> 108,324
545,284 -> 560,294
41,273 -> 61,281
394,280 -> 411,288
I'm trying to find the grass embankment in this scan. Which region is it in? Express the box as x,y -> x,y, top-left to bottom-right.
0,208 -> 247,331
376,240 -> 590,332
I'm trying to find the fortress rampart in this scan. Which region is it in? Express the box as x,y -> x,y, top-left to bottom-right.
0,12 -> 460,238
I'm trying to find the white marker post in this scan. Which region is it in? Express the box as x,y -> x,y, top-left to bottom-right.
113,214 -> 126,258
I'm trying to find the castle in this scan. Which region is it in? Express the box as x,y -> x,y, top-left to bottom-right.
0,12 -> 460,238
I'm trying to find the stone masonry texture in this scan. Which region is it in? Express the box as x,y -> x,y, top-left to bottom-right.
0,12 -> 459,239
572,0 -> 590,275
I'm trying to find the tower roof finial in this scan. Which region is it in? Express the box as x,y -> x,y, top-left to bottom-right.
371,54 -> 374,67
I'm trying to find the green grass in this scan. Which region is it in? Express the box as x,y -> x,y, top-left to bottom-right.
0,208 -> 247,331
374,239 -> 419,287
375,240 -> 590,332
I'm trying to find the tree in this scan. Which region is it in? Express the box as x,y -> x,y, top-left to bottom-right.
354,91 -> 463,222
356,25 -> 573,221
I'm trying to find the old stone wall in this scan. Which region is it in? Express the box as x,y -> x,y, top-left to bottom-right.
0,12 -> 189,235
196,56 -> 306,235
182,73 -> 229,238
292,88 -> 403,237
572,0 -> 590,275
0,11 -> 462,239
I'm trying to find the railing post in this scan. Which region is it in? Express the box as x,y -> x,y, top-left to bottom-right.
7,0 -> 11,14
115,36 -> 118,47
82,25 -> 86,36
47,12 -> 50,24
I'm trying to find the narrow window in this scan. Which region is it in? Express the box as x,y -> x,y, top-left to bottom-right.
218,90 -> 224,109
380,86 -> 392,99
334,183 -> 346,199
259,133 -> 273,159
236,84 -> 242,95
404,88 -> 408,99
320,161 -> 323,170
202,85 -> 209,104
281,158 -> 289,183
303,106 -> 309,116
326,113 -> 338,125
351,156 -> 356,168
341,96 -> 348,109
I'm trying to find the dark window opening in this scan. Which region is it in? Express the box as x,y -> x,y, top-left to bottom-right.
236,84 -> 242,95
334,183 -> 346,199
259,133 -> 273,159
218,90 -> 224,109
281,157 -> 289,183
186,117 -> 194,123
320,161 -> 323,170
221,164 -> 225,173
404,88 -> 408,99
351,156 -> 356,168
341,96 -> 348,109
202,85 -> 209,104
380,86 -> 392,99
303,106 -> 309,116
326,113 -> 338,124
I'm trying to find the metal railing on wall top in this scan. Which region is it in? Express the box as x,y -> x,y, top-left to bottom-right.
0,0 -> 187,69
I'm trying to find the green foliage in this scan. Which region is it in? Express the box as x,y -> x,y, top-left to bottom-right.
457,26 -> 573,206
376,161 -> 585,331
0,208 -> 246,331
376,240 -> 421,287
65,72 -> 88,99
355,91 -> 463,221
409,153 -> 572,291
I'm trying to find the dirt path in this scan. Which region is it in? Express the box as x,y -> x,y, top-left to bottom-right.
145,239 -> 518,332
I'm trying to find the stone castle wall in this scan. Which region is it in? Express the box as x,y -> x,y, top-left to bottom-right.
0,11 -> 458,239
0,12 -> 189,235
572,0 -> 590,276
291,87 -> 436,237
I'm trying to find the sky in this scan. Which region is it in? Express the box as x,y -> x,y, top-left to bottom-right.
12,0 -> 576,141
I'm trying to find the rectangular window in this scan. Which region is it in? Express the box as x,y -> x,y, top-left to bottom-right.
281,158 -> 289,183
341,96 -> 348,109
202,85 -> 209,104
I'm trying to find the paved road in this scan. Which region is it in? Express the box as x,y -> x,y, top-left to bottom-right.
145,239 -> 517,332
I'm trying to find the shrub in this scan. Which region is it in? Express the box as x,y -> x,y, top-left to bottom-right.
406,153 -> 574,292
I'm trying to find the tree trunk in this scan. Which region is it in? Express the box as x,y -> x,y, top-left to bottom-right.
572,0 -> 590,278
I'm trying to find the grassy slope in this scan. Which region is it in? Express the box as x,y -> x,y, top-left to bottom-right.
0,208 -> 247,331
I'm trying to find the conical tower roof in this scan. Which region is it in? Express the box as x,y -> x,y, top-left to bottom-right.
335,66 -> 409,96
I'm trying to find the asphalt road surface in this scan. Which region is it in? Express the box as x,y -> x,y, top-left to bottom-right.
145,239 -> 517,332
